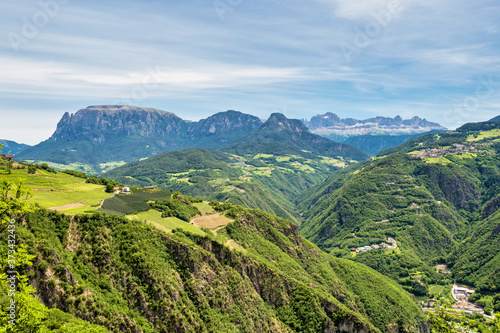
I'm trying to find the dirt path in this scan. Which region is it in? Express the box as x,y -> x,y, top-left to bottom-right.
48,203 -> 84,211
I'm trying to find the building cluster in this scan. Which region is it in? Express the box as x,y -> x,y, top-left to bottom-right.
351,237 -> 397,253
413,142 -> 494,159
113,186 -> 131,194
452,286 -> 475,301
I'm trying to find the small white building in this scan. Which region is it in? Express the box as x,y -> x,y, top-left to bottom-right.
122,186 -> 131,192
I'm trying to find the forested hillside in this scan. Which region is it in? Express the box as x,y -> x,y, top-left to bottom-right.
105,148 -> 351,225
299,121 -> 500,305
0,170 -> 429,332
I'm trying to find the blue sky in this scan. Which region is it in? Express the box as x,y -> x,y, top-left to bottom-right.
1,0 -> 500,145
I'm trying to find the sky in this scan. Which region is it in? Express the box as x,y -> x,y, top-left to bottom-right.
1,0 -> 500,145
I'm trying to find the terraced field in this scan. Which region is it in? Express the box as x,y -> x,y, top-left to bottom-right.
1,168 -> 113,214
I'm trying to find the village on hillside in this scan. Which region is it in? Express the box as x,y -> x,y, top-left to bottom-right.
412,142 -> 495,159
351,237 -> 397,253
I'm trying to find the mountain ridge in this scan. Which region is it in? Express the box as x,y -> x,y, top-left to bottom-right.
0,139 -> 31,155
305,112 -> 446,134
18,106 -> 263,171
221,113 -> 370,161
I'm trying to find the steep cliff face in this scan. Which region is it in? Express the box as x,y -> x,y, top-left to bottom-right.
51,105 -> 187,143
17,106 -> 263,168
187,110 -> 263,148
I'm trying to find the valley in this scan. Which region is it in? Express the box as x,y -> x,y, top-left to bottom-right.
2,111 -> 500,332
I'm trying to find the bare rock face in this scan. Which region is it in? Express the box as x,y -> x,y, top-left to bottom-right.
51,105 -> 187,143
17,106 -> 263,166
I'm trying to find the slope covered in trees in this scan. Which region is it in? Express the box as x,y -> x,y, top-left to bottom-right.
299,122 -> 500,301
0,176 -> 429,332
105,148 -> 350,225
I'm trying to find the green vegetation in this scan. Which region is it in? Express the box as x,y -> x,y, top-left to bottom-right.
428,299 -> 500,332
0,175 -> 109,331
0,168 -> 113,214
299,124 -> 500,305
127,209 -> 206,236
99,188 -> 172,215
106,148 -> 352,225
151,196 -> 201,222
0,180 -> 429,332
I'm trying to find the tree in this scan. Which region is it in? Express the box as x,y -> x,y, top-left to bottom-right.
0,180 -> 40,332
105,183 -> 115,193
27,166 -> 36,175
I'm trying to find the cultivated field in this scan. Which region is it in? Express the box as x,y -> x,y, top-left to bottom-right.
191,214 -> 233,229
1,169 -> 113,214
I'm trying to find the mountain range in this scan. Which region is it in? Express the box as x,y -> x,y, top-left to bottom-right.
105,114 -> 370,224
16,106 -> 450,173
17,106 -> 263,169
304,112 -> 447,139
17,106 -> 369,172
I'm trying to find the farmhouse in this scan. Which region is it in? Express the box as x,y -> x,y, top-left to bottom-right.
0,154 -> 14,161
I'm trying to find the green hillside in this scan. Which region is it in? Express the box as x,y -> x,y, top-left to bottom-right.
105,148 -> 350,225
0,169 -> 429,332
2,207 -> 428,332
0,167 -> 113,215
299,122 -> 500,301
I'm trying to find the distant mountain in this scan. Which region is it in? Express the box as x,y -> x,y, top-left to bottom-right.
221,113 -> 370,161
489,115 -> 500,122
305,112 -> 447,137
0,139 -> 31,155
17,105 -> 263,171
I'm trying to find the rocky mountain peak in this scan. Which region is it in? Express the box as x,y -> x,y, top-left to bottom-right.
261,113 -> 309,132
192,110 -> 263,136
